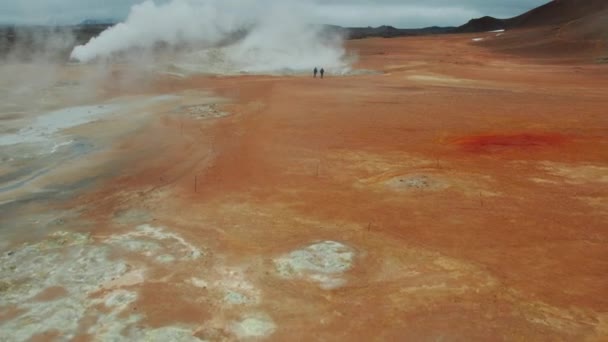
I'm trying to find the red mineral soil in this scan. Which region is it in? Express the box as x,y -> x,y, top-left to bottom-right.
68,31 -> 608,340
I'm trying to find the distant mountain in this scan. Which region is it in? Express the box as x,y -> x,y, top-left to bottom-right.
453,0 -> 608,33
453,16 -> 506,33
325,25 -> 454,39
78,19 -> 117,26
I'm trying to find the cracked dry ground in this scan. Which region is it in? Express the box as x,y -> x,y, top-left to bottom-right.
2,34 -> 608,341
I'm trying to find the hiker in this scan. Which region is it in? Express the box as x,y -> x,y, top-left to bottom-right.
320,68 -> 325,79
313,67 -> 318,78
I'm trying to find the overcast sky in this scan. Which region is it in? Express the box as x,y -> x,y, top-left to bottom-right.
0,0 -> 549,27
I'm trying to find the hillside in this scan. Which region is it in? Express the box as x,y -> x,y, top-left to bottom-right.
455,0 -> 608,33
506,0 -> 608,28
460,0 -> 608,62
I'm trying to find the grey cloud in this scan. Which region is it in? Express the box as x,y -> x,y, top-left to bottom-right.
310,0 -> 549,27
0,0 -> 549,27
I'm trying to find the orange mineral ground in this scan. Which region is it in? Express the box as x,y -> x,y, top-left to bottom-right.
1,32 -> 608,341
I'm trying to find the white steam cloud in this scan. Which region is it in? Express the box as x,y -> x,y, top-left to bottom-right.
71,0 -> 350,74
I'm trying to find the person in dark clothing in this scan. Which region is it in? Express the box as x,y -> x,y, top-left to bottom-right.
320,68 -> 325,79
313,67 -> 318,78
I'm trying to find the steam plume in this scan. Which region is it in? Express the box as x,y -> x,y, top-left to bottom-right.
71,0 -> 350,74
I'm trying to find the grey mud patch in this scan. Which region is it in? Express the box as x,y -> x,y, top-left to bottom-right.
106,224 -> 203,262
184,263 -> 274,341
0,226 -> 205,341
274,241 -> 355,289
130,326 -> 205,342
230,313 -> 277,339
180,104 -> 230,120
112,208 -> 153,225
0,231 -> 128,341
358,169 -> 497,199
322,150 -> 480,195
224,291 -> 251,305
186,268 -> 273,341
385,174 -> 440,190
0,208 -> 81,240
189,266 -> 261,307
1,221 -> 278,341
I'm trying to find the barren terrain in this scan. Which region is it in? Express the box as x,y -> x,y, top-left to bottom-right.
1,31 -> 607,341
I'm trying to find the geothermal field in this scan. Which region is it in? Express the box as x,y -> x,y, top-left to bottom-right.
1,0 -> 608,341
